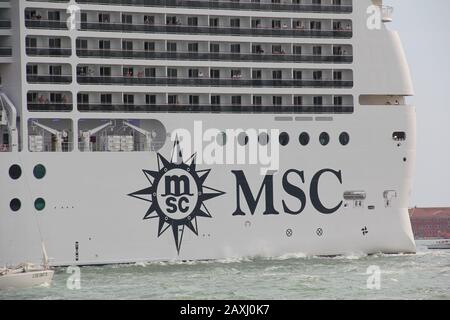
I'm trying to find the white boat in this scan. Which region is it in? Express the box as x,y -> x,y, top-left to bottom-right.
427,239 -> 450,250
0,265 -> 54,290
0,243 -> 54,290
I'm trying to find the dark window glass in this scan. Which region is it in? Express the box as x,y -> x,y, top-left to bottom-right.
9,165 -> 22,180
10,199 -> 21,212
339,132 -> 350,146
279,132 -> 290,146
33,164 -> 46,179
34,198 -> 46,211
299,132 -> 310,146
319,132 -> 330,146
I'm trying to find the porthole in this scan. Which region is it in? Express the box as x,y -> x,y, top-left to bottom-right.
9,164 -> 22,180
279,132 -> 290,146
238,132 -> 249,146
319,132 -> 330,146
33,164 -> 46,179
34,198 -> 46,211
216,132 -> 227,146
10,199 -> 21,212
299,132 -> 310,146
339,132 -> 350,146
258,132 -> 269,146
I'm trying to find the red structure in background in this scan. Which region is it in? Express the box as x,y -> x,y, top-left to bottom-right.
409,208 -> 450,239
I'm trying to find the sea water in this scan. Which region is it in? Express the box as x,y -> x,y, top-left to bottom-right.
1,242 -> 449,300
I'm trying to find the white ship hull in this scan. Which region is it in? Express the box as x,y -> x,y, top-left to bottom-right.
0,106 -> 416,266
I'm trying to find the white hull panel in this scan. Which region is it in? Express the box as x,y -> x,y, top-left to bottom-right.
0,107 -> 416,266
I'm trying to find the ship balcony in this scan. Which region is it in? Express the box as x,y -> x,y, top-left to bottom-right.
76,49 -> 353,64
25,19 -> 68,30
382,5 -> 394,23
77,103 -> 354,114
74,0 -> 353,14
76,76 -> 353,88
27,74 -> 73,84
77,22 -> 352,39
27,103 -> 73,112
26,47 -> 72,57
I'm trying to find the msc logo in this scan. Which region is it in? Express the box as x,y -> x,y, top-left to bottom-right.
129,140 -> 225,254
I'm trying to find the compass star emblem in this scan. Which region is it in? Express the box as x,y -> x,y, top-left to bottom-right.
128,140 -> 225,254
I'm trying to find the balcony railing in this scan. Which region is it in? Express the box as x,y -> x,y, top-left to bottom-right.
76,49 -> 353,64
75,0 -> 353,14
0,20 -> 11,29
26,47 -> 72,57
78,22 -> 352,39
77,103 -> 354,114
27,103 -> 73,112
27,75 -> 73,84
25,20 -> 68,30
0,47 -> 12,56
77,76 -> 353,88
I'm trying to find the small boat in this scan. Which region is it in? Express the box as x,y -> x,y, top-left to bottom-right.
427,239 -> 450,250
0,242 -> 54,290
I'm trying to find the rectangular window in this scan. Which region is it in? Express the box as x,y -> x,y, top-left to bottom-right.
210,43 -> 219,53
26,37 -> 37,48
188,43 -> 199,52
77,39 -> 88,50
27,65 -> 38,75
231,96 -> 242,105
146,94 -> 156,105
100,94 -> 112,104
310,21 -> 322,30
251,19 -> 261,28
294,96 -> 303,106
100,67 -> 111,77
252,70 -> 262,79
49,38 -> 61,49
98,13 -> 110,23
99,40 -> 110,50
313,46 -> 322,55
145,68 -> 156,78
211,95 -> 221,105
209,18 -> 219,27
253,96 -> 262,105
144,15 -> 155,25
168,95 -> 178,104
230,44 -> 240,53
210,69 -> 220,78
167,68 -> 178,78
313,96 -> 323,106
189,95 -> 199,105
313,71 -> 323,80
144,42 -> 155,52
188,69 -> 199,78
273,96 -> 282,105
188,17 -> 198,26
48,11 -> 60,21
272,70 -> 282,80
230,18 -> 240,28
334,96 -> 343,105
122,14 -> 133,24
49,65 -> 62,75
333,71 -> 343,80
27,92 -> 38,103
272,20 -> 281,29
77,93 -> 89,104
167,42 -> 177,52
123,67 -> 134,77
123,94 -> 134,105
293,46 -> 302,55
293,71 -> 302,80
122,41 -> 133,51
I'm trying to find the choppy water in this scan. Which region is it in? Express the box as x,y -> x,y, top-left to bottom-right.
1,242 -> 449,300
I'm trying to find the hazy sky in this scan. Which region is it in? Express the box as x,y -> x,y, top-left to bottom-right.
385,0 -> 450,207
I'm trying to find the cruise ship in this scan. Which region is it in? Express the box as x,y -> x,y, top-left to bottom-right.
0,0 -> 416,266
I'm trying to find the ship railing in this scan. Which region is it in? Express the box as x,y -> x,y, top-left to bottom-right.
74,0 -> 353,13
27,75 -> 73,84
28,142 -> 73,153
78,141 -> 164,152
76,76 -> 354,88
76,49 -> 353,64
76,103 -> 355,114
26,47 -> 72,57
27,103 -> 73,112
76,22 -> 352,39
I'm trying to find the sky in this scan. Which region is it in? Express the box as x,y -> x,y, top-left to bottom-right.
385,0 -> 450,207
